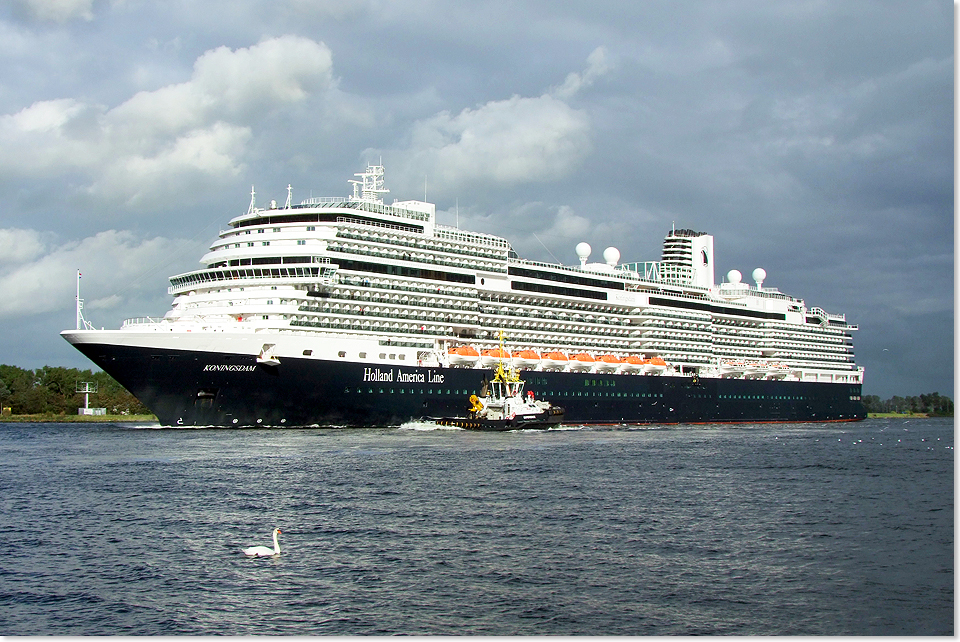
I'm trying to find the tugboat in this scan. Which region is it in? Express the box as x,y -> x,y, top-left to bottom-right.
433,360 -> 565,431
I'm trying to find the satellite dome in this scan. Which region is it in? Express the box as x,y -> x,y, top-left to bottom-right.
602,246 -> 620,266
575,242 -> 592,259
727,269 -> 742,284
752,267 -> 766,289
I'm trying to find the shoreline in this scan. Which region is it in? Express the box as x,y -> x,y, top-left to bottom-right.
0,413 -> 948,424
0,414 -> 158,423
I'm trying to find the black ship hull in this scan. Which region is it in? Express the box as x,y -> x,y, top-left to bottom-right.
71,341 -> 866,427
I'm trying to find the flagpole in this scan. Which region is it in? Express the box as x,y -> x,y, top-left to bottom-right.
76,269 -> 81,330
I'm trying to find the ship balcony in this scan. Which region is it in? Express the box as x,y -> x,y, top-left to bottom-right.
328,243 -> 507,273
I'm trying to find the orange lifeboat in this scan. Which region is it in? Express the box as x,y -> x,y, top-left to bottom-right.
540,351 -> 569,371
448,345 -> 480,367
595,354 -> 621,373
643,356 -> 667,374
512,349 -> 541,370
620,355 -> 644,373
568,352 -> 596,372
480,347 -> 511,367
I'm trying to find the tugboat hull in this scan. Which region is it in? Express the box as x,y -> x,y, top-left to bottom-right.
433,406 -> 565,431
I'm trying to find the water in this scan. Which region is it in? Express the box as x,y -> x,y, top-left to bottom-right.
0,418 -> 952,635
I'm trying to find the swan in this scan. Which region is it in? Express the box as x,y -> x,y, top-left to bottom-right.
243,528 -> 281,557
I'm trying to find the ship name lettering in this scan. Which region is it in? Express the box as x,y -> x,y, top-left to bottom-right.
363,367 -> 394,382
397,370 -> 425,383
203,364 -> 257,372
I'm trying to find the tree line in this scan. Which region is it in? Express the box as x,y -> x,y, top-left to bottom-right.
0,364 -> 150,416
861,392 -> 953,416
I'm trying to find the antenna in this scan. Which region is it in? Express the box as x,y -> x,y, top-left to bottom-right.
348,164 -> 389,203
532,232 -> 562,265
247,185 -> 256,215
76,381 -> 98,410
284,184 -> 292,209
76,269 -> 81,330
75,269 -> 94,331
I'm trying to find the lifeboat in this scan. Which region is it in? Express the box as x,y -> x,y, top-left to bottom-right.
540,351 -> 569,371
743,361 -> 766,378
594,354 -> 621,373
511,349 -> 541,370
448,345 -> 480,367
765,362 -> 789,379
720,360 -> 745,377
480,347 -> 511,367
568,352 -> 596,372
642,356 -> 667,374
620,355 -> 644,373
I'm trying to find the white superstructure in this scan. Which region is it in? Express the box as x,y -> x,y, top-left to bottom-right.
111,164 -> 862,386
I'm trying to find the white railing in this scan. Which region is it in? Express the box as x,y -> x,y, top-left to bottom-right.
121,317 -> 166,327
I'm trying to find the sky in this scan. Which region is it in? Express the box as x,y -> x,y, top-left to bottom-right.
0,0 -> 952,400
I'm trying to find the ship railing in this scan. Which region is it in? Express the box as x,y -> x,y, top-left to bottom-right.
293,305 -> 633,340
299,196 -> 344,205
434,224 -> 512,250
168,265 -> 328,294
336,222 -> 509,259
121,317 -> 167,327
510,258 -> 649,284
289,198 -> 431,222
329,243 -> 507,273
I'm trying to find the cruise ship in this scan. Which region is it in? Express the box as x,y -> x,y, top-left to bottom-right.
61,164 -> 865,426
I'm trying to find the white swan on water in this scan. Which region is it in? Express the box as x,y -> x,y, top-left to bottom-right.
243,528 -> 281,557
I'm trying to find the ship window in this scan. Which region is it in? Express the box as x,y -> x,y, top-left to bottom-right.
303,350 -> 312,356
399,354 -> 406,360
379,353 -> 386,359
359,352 -> 366,358
307,226 -> 315,231
262,241 -> 270,246
338,351 -> 346,357
344,387 -> 350,393
297,240 -> 306,245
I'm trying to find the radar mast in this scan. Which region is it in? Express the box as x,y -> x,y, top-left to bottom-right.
348,164 -> 389,203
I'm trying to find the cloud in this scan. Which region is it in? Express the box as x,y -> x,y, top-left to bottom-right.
406,94 -> 591,186
551,46 -> 612,99
11,0 -> 93,22
110,35 -> 334,140
0,228 -> 47,264
382,49 -> 613,194
87,121 -> 253,206
0,36 -> 336,208
0,229 -> 185,319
